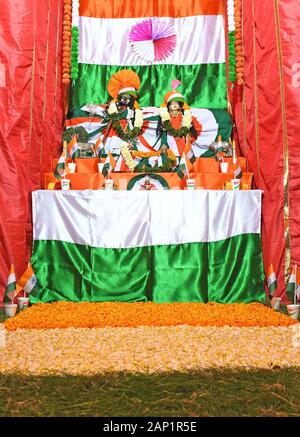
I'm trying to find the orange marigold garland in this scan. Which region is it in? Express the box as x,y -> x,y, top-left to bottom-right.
227,0 -> 244,86
234,0 -> 244,85
227,0 -> 236,83
62,0 -> 72,85
71,0 -> 80,83
132,149 -> 177,161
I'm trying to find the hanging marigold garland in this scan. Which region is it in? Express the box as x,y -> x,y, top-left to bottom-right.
62,0 -> 80,85
62,0 -> 72,85
234,0 -> 244,86
71,0 -> 80,83
227,0 -> 236,84
227,0 -> 244,86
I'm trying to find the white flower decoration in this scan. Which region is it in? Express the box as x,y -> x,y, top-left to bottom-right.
134,109 -> 143,129
121,143 -> 135,171
108,101 -> 118,115
159,107 -> 171,122
182,110 -> 192,129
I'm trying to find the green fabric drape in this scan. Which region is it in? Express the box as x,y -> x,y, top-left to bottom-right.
30,234 -> 265,304
68,63 -> 227,118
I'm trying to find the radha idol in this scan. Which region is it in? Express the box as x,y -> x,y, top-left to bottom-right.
158,80 -> 203,163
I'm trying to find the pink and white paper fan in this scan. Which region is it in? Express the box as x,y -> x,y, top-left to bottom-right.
129,18 -> 177,63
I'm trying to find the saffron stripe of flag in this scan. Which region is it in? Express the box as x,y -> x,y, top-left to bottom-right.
232,142 -> 243,179
109,152 -> 117,169
102,152 -> 116,176
184,138 -> 195,163
79,0 -> 223,18
18,264 -> 39,297
68,135 -> 81,159
94,137 -> 104,158
267,264 -> 278,295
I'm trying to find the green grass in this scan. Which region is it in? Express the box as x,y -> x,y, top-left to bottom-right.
0,369 -> 299,417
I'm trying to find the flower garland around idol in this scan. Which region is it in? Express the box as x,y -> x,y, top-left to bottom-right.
108,101 -> 143,142
132,149 -> 177,173
120,143 -> 136,171
132,149 -> 177,162
159,107 -> 192,137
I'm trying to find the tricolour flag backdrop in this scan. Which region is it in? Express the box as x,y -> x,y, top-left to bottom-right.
30,190 -> 265,304
68,0 -> 227,118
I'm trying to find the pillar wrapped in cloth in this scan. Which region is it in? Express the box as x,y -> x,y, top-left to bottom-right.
30,190 -> 265,303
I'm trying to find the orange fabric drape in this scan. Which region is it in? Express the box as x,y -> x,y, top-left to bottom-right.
79,0 -> 223,18
233,0 -> 300,302
0,0 -> 65,301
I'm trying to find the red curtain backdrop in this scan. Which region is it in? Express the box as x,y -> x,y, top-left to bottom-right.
0,0 -> 65,302
0,0 -> 300,302
233,0 -> 300,301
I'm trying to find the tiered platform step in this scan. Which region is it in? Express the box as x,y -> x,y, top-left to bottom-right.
45,157 -> 252,190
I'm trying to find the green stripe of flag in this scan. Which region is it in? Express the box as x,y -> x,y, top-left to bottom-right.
68,63 -> 227,117
4,282 -> 16,303
72,149 -> 81,159
30,283 -> 40,298
102,163 -> 110,177
5,282 -> 16,293
268,281 -> 278,294
286,282 -> 295,292
177,167 -> 185,180
30,234 -> 265,304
